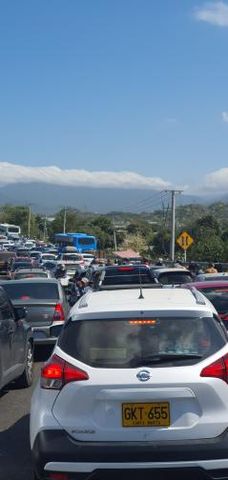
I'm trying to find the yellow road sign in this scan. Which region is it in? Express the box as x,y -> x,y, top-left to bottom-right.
176,231 -> 194,251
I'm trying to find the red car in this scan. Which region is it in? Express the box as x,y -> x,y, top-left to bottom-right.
186,281 -> 228,325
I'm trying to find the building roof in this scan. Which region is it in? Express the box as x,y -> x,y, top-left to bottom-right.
113,249 -> 141,259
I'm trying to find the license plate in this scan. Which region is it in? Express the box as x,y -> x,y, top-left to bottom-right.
122,402 -> 170,427
32,330 -> 47,339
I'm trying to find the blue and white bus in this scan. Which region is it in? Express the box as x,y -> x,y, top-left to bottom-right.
55,233 -> 97,253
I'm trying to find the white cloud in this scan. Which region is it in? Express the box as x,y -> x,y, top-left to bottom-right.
222,111 -> 228,122
194,1 -> 228,26
0,162 -> 171,190
203,167 -> 228,192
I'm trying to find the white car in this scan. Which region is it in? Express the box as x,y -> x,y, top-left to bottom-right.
40,253 -> 57,263
58,253 -> 85,266
80,253 -> 95,266
30,286 -> 228,480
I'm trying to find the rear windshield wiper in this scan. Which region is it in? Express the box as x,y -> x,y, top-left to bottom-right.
130,353 -> 203,366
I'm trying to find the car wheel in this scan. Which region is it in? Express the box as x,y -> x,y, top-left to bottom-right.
16,341 -> 34,388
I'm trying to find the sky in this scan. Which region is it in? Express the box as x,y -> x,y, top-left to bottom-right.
0,0 -> 228,195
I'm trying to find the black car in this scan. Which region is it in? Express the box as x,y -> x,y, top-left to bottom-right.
0,285 -> 33,390
93,264 -> 158,289
151,267 -> 194,285
0,278 -> 69,346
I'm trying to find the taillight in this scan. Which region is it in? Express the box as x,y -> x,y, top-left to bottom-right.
48,473 -> 69,480
220,313 -> 228,321
200,354 -> 228,383
53,303 -> 65,322
41,354 -> 89,389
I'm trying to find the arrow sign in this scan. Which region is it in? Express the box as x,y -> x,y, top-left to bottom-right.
176,231 -> 194,251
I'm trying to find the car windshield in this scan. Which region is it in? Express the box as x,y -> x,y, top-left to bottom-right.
59,316 -> 226,368
2,282 -> 59,300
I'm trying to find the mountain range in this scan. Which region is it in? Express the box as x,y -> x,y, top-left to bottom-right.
0,182 -> 226,214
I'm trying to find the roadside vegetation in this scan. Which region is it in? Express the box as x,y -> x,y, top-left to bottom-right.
1,202 -> 228,261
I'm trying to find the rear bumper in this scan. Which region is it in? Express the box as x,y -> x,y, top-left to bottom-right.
32,324 -> 63,345
32,429 -> 228,480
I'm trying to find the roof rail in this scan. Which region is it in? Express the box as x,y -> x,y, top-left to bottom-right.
78,292 -> 92,309
185,285 -> 206,305
96,283 -> 164,291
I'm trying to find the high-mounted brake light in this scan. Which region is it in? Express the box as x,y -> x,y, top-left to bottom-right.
53,303 -> 65,322
117,266 -> 134,271
129,319 -> 157,325
200,353 -> 228,383
41,354 -> 89,389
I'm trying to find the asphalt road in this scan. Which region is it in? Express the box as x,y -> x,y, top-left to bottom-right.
0,346 -> 53,480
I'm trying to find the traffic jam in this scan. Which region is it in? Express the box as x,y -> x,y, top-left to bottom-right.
1,223 -> 228,480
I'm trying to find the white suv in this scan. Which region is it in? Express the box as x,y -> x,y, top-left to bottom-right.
30,286 -> 228,480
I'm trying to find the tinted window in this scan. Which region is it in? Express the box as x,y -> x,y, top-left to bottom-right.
2,282 -> 59,300
158,272 -> 193,285
16,250 -> 29,257
8,227 -> 19,233
59,316 -> 225,368
62,254 -> 81,261
101,267 -> 154,285
78,238 -> 94,246
14,272 -> 48,279
12,262 -> 32,271
201,289 -> 228,314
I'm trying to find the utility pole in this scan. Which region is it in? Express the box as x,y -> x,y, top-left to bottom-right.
43,216 -> 47,241
113,229 -> 118,251
165,189 -> 183,262
28,205 -> 32,238
63,207 -> 67,234
112,217 -> 118,251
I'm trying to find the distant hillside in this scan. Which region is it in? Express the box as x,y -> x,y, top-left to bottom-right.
0,182 -> 203,214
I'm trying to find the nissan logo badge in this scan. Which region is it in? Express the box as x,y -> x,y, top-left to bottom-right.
136,370 -> 151,382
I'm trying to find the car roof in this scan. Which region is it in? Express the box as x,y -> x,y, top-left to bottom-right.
70,287 -> 216,318
105,264 -> 150,270
197,272 -> 228,277
153,268 -> 191,274
14,268 -> 47,274
188,280 -> 228,288
0,278 -> 59,285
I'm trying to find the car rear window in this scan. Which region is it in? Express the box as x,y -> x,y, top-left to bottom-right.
201,289 -> 228,314
157,272 -> 193,285
59,316 -> 226,368
2,282 -> 59,300
13,262 -> 33,270
14,272 -> 48,279
62,254 -> 82,261
101,267 -> 155,285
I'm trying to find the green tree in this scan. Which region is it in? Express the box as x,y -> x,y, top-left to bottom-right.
189,235 -> 225,262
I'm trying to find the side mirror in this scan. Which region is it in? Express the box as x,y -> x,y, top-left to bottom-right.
14,306 -> 27,321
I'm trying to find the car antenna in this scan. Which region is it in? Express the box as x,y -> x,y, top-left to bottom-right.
138,264 -> 144,299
